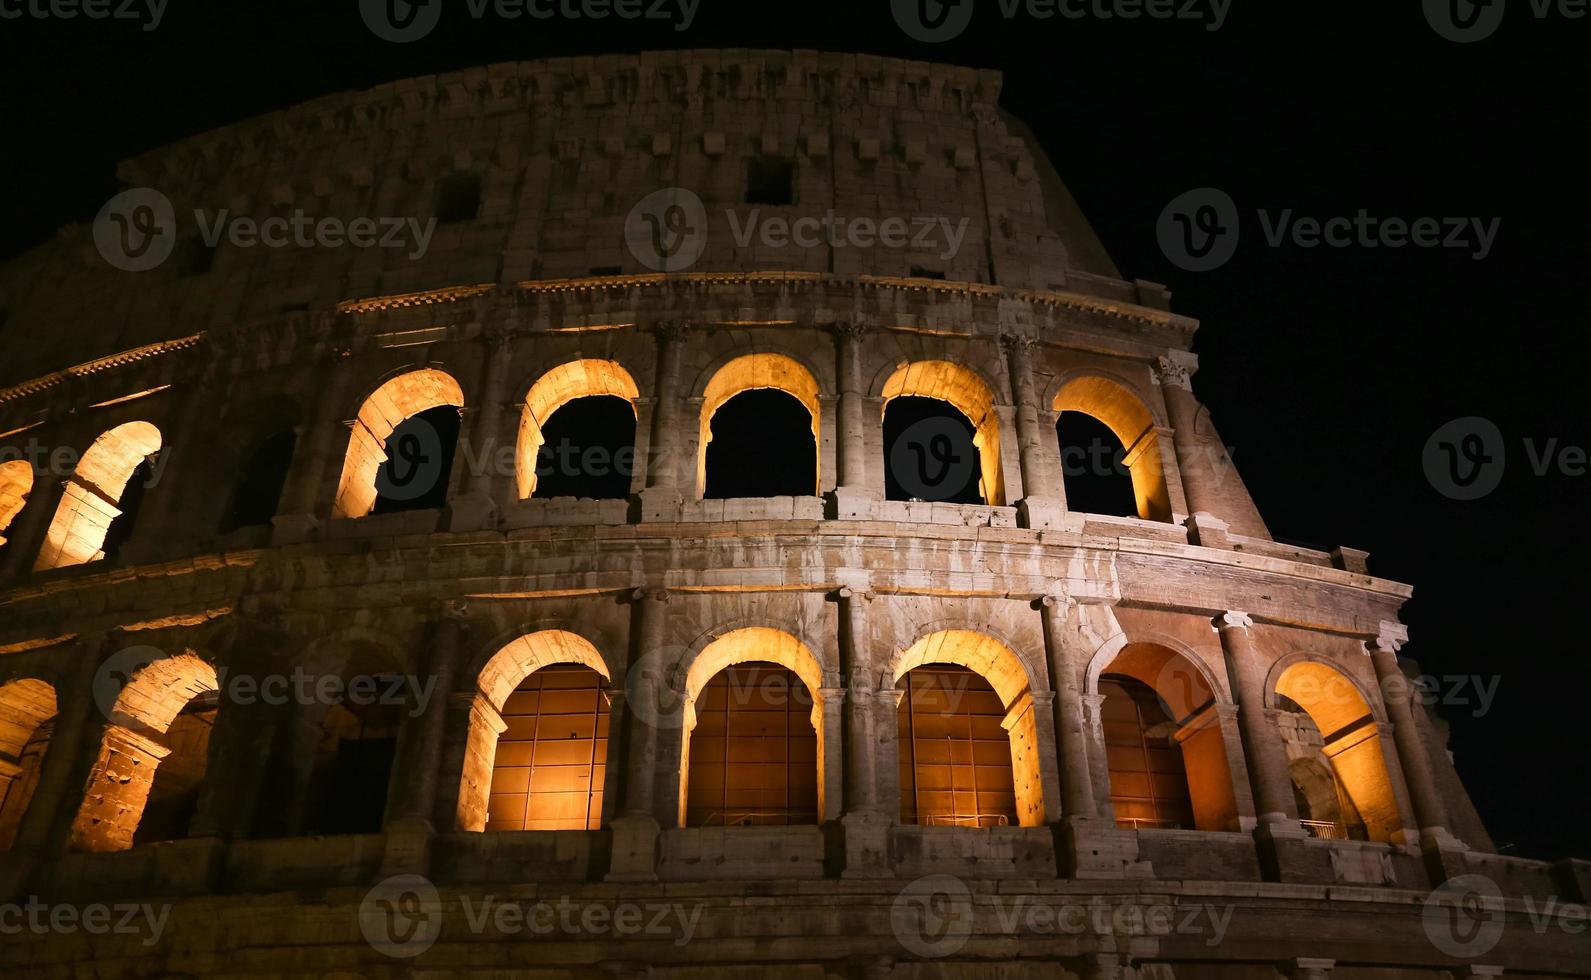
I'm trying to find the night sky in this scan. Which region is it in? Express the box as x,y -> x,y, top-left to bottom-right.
1,1 -> 1585,859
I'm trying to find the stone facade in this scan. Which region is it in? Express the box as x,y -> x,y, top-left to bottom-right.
0,50 -> 1584,979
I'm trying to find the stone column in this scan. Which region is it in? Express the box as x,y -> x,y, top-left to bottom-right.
1003,335 -> 1065,529
273,344 -> 357,543
830,322 -> 877,519
1367,623 -> 1467,879
1215,612 -> 1297,828
638,322 -> 692,522
837,587 -> 878,813
0,467 -> 62,581
818,687 -> 846,823
382,606 -> 468,875
6,636 -> 105,858
1154,352 -> 1228,546
608,588 -> 670,882
117,357 -> 218,565
1080,693 -> 1114,821
448,328 -> 516,531
1039,596 -> 1098,821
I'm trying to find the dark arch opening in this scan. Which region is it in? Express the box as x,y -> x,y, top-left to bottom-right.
133,692 -> 218,845
896,665 -> 1017,827
100,455 -> 157,560
222,429 -> 297,532
372,405 -> 461,514
303,690 -> 403,836
883,396 -> 982,505
686,663 -> 817,827
703,389 -> 816,499
1057,411 -> 1137,518
1099,674 -> 1195,830
532,395 -> 636,500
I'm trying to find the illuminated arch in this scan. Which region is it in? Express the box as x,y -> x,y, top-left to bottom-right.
1094,641 -> 1234,831
457,630 -> 614,832
333,368 -> 465,519
882,361 -> 1004,506
1273,659 -> 1403,843
890,629 -> 1046,826
516,360 -> 640,499
679,627 -> 827,826
1053,373 -> 1171,521
0,459 -> 33,549
35,421 -> 162,570
696,354 -> 822,497
70,651 -> 219,852
0,678 -> 57,851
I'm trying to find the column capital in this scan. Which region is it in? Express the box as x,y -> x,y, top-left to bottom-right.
1152,350 -> 1198,389
429,597 -> 471,622
1215,610 -> 1254,631
834,586 -> 873,603
1368,620 -> 1408,655
481,323 -> 517,352
1000,332 -> 1040,355
631,587 -> 671,604
829,320 -> 868,342
651,320 -> 693,344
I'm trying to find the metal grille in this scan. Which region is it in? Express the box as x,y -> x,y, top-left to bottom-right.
1100,675 -> 1195,831
897,666 -> 1018,828
685,664 -> 817,827
487,664 -> 608,832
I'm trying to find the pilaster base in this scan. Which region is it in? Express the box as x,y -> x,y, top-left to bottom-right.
1015,496 -> 1065,531
827,486 -> 880,521
605,814 -> 661,882
444,491 -> 500,533
1058,816 -> 1154,879
636,488 -> 684,524
1254,819 -> 1314,884
839,809 -> 893,879
379,817 -> 435,878
270,512 -> 320,546
1420,828 -> 1470,885
155,836 -> 228,895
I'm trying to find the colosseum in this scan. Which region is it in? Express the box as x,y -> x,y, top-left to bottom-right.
0,49 -> 1584,979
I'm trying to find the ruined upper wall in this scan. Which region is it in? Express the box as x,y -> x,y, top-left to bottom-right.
0,50 -> 1126,387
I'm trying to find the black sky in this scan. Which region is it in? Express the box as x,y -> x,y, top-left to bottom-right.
1,0 -> 1586,859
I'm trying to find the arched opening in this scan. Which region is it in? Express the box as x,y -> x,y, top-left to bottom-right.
301,685 -> 405,836
221,428 -> 297,532
1094,642 -> 1234,831
1274,661 -> 1401,842
685,664 -> 817,826
1286,753 -> 1364,840
70,652 -> 219,852
457,630 -> 613,833
891,630 -> 1045,827
0,459 -> 34,557
35,421 -> 163,571
881,361 -> 1004,506
333,368 -> 465,519
1056,412 -> 1137,518
0,679 -> 57,852
1053,376 -> 1170,522
517,360 -> 640,500
680,628 -> 826,828
696,354 -> 821,499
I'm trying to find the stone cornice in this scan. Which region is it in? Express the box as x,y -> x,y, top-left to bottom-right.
0,333 -> 205,406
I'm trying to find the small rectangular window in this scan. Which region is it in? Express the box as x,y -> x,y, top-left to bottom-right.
436,173 -> 482,224
589,265 -> 622,277
910,266 -> 946,280
746,157 -> 794,206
